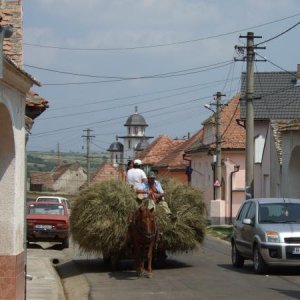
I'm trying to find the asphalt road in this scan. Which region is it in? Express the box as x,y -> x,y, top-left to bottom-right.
30,237 -> 300,300
69,236 -> 300,300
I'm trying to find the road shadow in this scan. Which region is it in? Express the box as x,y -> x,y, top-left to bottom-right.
56,259 -> 84,279
219,263 -> 300,276
27,242 -> 63,251
56,256 -> 191,281
270,288 -> 300,299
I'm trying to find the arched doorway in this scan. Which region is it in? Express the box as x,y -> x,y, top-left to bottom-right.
288,146 -> 300,198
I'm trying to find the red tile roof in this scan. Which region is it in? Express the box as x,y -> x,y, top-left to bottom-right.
1,1 -> 23,67
188,96 -> 245,153
0,2 -> 47,120
154,130 -> 203,169
26,90 -> 49,120
136,131 -> 203,171
137,135 -> 182,165
91,163 -> 121,183
219,96 -> 245,149
52,162 -> 82,181
30,163 -> 84,190
30,172 -> 54,190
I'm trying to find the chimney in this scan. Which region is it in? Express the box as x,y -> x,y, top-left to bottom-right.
297,64 -> 300,79
297,64 -> 300,86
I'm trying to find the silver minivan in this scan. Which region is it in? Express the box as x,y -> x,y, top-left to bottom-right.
231,198 -> 300,273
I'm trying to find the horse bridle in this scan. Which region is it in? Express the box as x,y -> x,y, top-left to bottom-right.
132,211 -> 157,241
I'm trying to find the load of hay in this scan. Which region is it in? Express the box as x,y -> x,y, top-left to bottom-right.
70,177 -> 206,259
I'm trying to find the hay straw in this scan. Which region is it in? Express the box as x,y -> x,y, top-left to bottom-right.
70,178 -> 206,258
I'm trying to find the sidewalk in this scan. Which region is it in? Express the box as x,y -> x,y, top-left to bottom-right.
26,249 -> 66,300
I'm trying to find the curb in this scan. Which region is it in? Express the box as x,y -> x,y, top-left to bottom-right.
55,259 -> 90,300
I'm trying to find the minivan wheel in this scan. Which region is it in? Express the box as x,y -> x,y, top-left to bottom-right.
232,242 -> 244,268
253,245 -> 267,274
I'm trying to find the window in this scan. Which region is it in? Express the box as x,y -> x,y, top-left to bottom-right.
236,202 -> 252,221
254,134 -> 265,163
246,203 -> 256,223
128,140 -> 131,149
259,203 -> 300,223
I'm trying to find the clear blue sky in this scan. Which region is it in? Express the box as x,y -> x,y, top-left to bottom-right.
22,0 -> 300,153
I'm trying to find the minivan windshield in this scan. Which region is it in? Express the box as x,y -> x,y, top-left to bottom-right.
259,203 -> 300,223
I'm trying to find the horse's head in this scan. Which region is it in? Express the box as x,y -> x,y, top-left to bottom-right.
135,206 -> 156,239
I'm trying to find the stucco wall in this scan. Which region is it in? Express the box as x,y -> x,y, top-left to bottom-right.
269,129 -> 282,197
53,168 -> 87,194
254,121 -> 271,198
0,84 -> 26,255
190,150 -> 245,222
282,131 -> 300,198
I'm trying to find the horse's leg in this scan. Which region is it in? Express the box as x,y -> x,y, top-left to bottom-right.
134,245 -> 144,277
145,242 -> 154,278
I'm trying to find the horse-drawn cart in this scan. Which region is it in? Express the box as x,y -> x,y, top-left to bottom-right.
70,178 -> 206,273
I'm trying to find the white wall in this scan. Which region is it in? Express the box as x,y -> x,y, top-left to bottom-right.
0,84 -> 26,255
282,131 -> 300,198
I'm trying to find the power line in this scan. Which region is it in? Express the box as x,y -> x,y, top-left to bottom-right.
32,96 -> 207,136
49,77 -> 239,111
28,61 -> 234,86
256,21 -> 300,46
256,52 -> 299,78
23,13 -> 300,51
41,84 -> 238,120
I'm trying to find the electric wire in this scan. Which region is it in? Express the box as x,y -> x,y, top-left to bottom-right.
23,13 -> 300,51
255,21 -> 300,46
32,61 -> 234,86
49,77 -> 239,111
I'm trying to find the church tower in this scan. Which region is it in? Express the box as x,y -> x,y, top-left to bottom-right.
118,106 -> 153,162
107,136 -> 124,167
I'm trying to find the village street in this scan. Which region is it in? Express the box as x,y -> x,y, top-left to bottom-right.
28,235 -> 300,300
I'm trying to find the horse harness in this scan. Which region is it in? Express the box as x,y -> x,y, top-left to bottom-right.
131,207 -> 158,241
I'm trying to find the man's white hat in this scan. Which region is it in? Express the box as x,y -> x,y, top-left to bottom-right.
134,159 -> 142,165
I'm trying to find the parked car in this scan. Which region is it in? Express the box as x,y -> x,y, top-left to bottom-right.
231,198 -> 300,274
27,201 -> 70,249
36,196 -> 71,213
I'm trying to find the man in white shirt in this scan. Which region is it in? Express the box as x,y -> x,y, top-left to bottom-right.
126,159 -> 147,189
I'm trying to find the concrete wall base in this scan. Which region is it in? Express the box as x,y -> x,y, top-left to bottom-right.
210,199 -> 226,225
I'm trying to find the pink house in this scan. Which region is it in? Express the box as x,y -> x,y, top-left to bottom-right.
185,96 -> 246,224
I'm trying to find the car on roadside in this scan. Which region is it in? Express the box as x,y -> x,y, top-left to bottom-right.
231,197 -> 300,274
27,201 -> 70,249
36,196 -> 71,214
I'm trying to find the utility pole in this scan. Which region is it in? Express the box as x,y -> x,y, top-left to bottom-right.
56,142 -> 61,167
82,128 -> 94,186
205,92 -> 225,200
214,92 -> 225,200
236,32 -> 265,199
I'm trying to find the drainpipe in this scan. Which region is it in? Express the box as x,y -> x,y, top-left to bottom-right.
230,165 -> 240,224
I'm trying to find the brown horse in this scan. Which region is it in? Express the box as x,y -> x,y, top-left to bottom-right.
129,205 -> 157,278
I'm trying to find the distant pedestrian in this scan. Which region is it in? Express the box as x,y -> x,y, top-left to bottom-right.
135,171 -> 172,215
126,160 -> 133,172
126,159 -> 147,189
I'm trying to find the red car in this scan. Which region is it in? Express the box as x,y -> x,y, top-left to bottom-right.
27,201 -> 70,249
